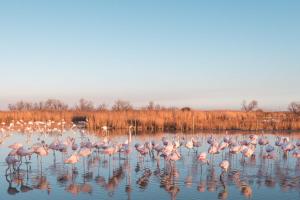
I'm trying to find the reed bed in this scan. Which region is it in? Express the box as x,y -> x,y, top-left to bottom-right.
1,110 -> 299,132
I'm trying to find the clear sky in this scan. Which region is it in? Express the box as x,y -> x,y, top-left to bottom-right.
0,0 -> 299,110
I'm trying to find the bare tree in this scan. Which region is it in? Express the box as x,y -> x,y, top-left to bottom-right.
288,102 -> 300,115
112,100 -> 133,111
147,101 -> 155,110
76,98 -> 94,111
33,101 -> 46,110
8,104 -> 16,111
145,101 -> 161,111
96,103 -> 108,111
8,99 -> 68,111
44,99 -> 68,111
10,100 -> 33,111
242,100 -> 258,112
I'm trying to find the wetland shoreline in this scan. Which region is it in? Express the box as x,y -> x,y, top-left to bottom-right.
1,110 -> 299,132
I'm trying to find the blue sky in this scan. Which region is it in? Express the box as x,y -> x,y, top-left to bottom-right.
0,0 -> 299,110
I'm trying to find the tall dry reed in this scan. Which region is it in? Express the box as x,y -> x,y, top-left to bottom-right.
1,110 -> 299,131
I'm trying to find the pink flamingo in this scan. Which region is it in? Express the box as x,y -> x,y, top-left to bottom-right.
198,152 -> 209,170
185,139 -> 193,155
33,144 -> 49,172
9,143 -> 23,150
78,147 -> 92,173
65,153 -> 80,171
16,147 -> 33,164
166,149 -> 181,164
208,144 -> 219,162
219,160 -> 229,172
5,155 -> 19,173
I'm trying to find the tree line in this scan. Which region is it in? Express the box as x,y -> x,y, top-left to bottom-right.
6,98 -> 300,115
7,99 -> 164,112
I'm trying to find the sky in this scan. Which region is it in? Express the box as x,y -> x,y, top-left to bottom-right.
0,0 -> 299,110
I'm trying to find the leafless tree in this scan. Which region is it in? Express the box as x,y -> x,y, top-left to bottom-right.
288,102 -> 300,115
147,101 -> 155,110
8,99 -> 68,111
33,102 -> 45,110
145,101 -> 161,111
112,100 -> 133,111
9,100 -> 33,111
76,98 -> 94,111
8,104 -> 16,111
242,100 -> 258,112
44,99 -> 68,111
96,103 -> 108,111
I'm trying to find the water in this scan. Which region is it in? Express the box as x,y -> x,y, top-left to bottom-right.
1,131 -> 300,200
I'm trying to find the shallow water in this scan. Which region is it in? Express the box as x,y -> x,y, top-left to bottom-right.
1,131 -> 300,200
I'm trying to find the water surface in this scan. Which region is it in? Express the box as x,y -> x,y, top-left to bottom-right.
1,131 -> 300,200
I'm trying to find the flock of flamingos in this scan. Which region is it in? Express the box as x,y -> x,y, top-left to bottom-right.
1,119 -> 300,199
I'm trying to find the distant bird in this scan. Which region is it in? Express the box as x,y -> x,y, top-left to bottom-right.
166,150 -> 181,164
5,156 -> 19,173
265,145 -> 275,153
16,147 -> 33,163
208,144 -> 219,156
65,153 -> 80,171
207,136 -> 216,145
185,140 -> 193,154
258,137 -> 269,146
65,153 -> 80,164
282,142 -> 295,153
198,152 -> 209,165
218,141 -> 229,152
242,147 -> 254,158
101,126 -> 109,135
78,147 -> 92,157
34,145 -> 48,167
9,143 -> 23,150
292,149 -> 300,159
219,160 -> 229,172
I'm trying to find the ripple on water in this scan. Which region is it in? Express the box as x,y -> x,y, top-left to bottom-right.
1,131 -> 300,200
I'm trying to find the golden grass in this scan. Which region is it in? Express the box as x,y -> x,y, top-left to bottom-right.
0,110 -> 299,131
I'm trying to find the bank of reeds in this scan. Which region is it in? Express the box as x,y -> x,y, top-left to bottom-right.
0,110 -> 299,131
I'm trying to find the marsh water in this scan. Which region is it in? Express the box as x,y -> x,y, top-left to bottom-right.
1,131 -> 300,200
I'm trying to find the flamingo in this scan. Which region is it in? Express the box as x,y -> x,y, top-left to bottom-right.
78,147 -> 92,157
208,144 -> 219,158
281,142 -> 295,154
198,152 -> 209,166
166,149 -> 181,164
292,149 -> 300,159
65,153 -> 80,171
78,147 -> 92,173
192,137 -> 201,153
101,126 -> 109,135
265,145 -> 275,153
9,143 -> 23,150
185,139 -> 193,154
207,135 -> 216,145
218,141 -> 229,152
34,145 -> 48,169
219,160 -> 229,172
242,147 -> 254,160
229,145 -> 241,154
5,156 -> 19,173
153,143 -> 164,157
16,147 -> 33,164
258,137 -> 269,152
